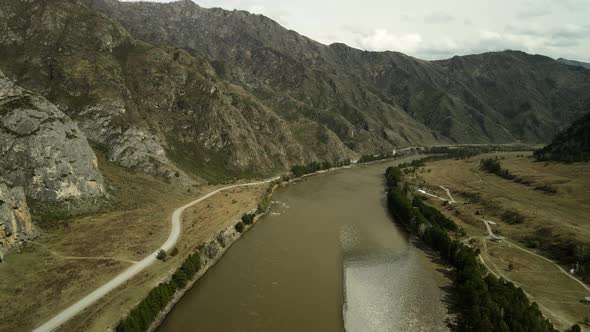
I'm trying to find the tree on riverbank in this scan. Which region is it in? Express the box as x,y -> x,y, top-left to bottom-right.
384,166 -> 557,332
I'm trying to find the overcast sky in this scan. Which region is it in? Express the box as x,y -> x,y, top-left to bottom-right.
131,0 -> 590,61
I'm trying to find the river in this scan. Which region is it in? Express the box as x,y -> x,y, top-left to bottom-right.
158,158 -> 452,332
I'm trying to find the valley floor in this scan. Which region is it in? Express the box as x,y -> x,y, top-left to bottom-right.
0,153 -> 268,332
410,152 -> 590,331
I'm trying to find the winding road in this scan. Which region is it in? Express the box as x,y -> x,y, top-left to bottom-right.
34,177 -> 279,332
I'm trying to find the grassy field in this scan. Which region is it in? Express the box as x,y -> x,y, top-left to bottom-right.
410,152 -> 590,330
0,153 -> 268,332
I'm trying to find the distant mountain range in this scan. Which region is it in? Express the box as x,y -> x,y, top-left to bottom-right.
557,58 -> 590,70
1,0 -> 590,236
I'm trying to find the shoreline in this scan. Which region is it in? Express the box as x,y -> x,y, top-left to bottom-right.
128,154 -> 424,332
147,199 -> 273,332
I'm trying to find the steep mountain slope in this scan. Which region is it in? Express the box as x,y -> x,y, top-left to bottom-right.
85,0 -> 446,152
558,58 -> 590,70
0,0 -> 357,184
86,0 -> 590,145
2,0 -> 590,188
534,112 -> 590,162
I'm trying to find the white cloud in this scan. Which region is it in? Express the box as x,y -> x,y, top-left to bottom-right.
424,11 -> 455,24
120,0 -> 590,62
353,29 -> 423,53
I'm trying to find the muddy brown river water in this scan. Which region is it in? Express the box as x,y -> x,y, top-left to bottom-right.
158,158 -> 451,332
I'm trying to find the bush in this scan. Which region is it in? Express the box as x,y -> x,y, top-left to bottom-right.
501,209 -> 525,224
169,247 -> 179,257
156,249 -> 167,261
534,184 -> 558,194
526,239 -> 541,249
241,213 -> 255,225
117,251 -> 201,332
235,221 -> 245,233
569,324 -> 582,332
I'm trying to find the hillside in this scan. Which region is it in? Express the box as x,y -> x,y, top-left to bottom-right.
0,69 -> 105,249
534,112 -> 590,162
1,0 -> 590,231
558,58 -> 590,70
0,0 -> 361,185
86,0 -> 590,146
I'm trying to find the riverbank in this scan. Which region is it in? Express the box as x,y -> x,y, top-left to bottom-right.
383,164 -> 559,331
410,152 -> 590,330
147,199 -> 272,332
146,164 -> 354,331
157,155 -> 451,332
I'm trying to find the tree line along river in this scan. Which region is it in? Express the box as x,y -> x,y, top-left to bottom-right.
158,157 -> 451,332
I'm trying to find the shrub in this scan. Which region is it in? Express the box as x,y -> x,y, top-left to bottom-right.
480,158 -> 502,174
169,247 -> 179,257
235,221 -> 245,233
117,251 -> 201,332
534,184 -> 558,194
501,209 -> 525,224
241,213 -> 255,225
156,249 -> 167,261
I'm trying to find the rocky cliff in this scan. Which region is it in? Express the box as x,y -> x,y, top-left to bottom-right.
0,183 -> 32,259
0,71 -> 105,203
0,70 -> 105,252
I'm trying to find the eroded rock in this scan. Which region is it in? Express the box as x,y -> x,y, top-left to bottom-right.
0,182 -> 33,257
0,71 -> 106,203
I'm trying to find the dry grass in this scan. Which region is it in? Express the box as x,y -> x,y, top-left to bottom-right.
411,152 -> 590,330
0,153 -> 267,332
417,152 -> 590,247
481,239 -> 589,330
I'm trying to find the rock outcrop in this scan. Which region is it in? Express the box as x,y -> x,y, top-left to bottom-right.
0,182 -> 32,259
0,71 -> 106,204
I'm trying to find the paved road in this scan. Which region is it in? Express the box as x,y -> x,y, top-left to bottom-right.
34,177 -> 279,332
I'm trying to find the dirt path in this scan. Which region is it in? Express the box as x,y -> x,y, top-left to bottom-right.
29,241 -> 139,264
33,177 -> 279,332
439,186 -> 457,203
478,238 -> 575,329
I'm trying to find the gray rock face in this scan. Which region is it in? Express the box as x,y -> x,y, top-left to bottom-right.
0,182 -> 32,256
77,102 -> 190,180
0,71 -> 106,203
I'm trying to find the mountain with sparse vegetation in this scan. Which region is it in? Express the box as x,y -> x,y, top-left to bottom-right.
1,0 -> 590,233
534,112 -> 590,162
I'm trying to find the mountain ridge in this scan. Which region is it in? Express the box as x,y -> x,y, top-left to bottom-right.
557,58 -> 590,70
85,0 -> 590,146
0,0 -> 589,239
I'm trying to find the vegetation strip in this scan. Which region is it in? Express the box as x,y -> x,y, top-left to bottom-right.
384,165 -> 562,331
